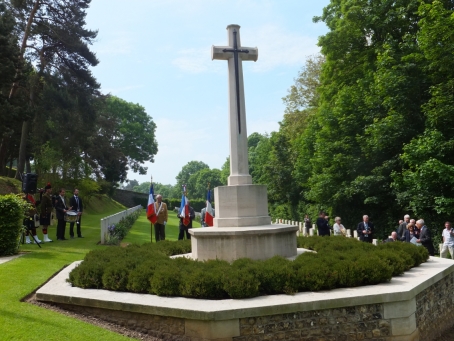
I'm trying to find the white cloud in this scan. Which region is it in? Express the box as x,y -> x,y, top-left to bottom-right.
171,24 -> 319,74
243,24 -> 320,72
135,116 -> 228,184
172,47 -> 225,74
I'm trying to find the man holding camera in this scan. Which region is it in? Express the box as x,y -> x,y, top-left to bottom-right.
357,215 -> 374,243
440,221 -> 454,259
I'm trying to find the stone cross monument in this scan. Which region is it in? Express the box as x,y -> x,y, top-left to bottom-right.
188,24 -> 298,262
212,24 -> 257,186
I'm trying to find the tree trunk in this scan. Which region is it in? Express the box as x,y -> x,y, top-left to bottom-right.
15,120 -> 30,180
26,157 -> 31,173
8,155 -> 14,177
3,0 -> 41,178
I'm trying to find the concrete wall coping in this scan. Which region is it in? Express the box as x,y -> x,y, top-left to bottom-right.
36,256 -> 454,321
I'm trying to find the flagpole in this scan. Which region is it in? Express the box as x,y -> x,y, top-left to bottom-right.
150,176 -> 153,243
183,184 -> 186,240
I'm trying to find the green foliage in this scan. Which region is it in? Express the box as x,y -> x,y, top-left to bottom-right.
187,168 -> 222,199
243,0 -> 454,238
105,209 -> 141,245
175,161 -> 209,191
0,194 -> 29,256
70,236 -> 425,299
104,96 -> 158,175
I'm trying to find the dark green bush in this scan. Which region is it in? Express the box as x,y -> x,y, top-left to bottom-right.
180,266 -> 227,299
259,256 -> 297,294
69,236 -> 428,299
150,265 -> 181,296
102,261 -> 131,291
0,194 -> 29,256
223,267 -> 260,299
68,261 -> 105,289
127,261 -> 158,293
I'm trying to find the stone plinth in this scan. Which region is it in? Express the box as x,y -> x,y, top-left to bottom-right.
189,224 -> 298,261
214,184 -> 270,227
36,257 -> 454,341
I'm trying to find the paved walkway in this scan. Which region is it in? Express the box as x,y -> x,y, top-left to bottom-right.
0,254 -> 23,265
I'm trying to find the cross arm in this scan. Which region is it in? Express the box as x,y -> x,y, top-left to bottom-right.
211,45 -> 258,62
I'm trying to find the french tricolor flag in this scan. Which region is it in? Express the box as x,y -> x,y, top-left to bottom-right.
205,189 -> 214,227
147,184 -> 157,224
179,185 -> 190,226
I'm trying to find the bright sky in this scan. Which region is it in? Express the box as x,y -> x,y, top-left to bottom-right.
85,0 -> 330,185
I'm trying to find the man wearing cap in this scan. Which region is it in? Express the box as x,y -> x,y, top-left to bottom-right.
39,184 -> 53,242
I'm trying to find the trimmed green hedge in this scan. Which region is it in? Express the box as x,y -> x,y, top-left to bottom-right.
68,236 -> 428,299
106,209 -> 142,245
0,194 -> 30,256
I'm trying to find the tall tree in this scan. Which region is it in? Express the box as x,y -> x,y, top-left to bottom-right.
103,96 -> 158,175
0,0 -> 100,178
175,161 -> 209,193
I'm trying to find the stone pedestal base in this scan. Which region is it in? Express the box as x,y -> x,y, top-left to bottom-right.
214,184 -> 271,227
189,224 -> 298,261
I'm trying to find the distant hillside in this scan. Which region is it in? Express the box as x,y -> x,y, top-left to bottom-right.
0,176 -> 125,213
0,177 -> 22,195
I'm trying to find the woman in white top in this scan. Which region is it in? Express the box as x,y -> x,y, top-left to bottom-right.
333,216 -> 346,236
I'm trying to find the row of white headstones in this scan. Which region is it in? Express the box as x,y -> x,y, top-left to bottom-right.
274,218 -> 382,245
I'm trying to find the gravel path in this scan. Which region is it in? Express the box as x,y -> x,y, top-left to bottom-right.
27,295 -> 163,341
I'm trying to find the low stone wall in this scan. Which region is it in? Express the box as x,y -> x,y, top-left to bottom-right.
236,305 -> 390,340
416,270 -> 454,341
112,189 -> 147,208
37,257 -> 454,341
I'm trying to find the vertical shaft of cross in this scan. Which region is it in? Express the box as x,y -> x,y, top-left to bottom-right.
212,24 -> 258,186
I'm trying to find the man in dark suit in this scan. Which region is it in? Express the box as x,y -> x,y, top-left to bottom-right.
69,188 -> 83,238
316,211 -> 330,236
357,215 -> 374,243
416,219 -> 434,256
177,200 -> 195,240
55,188 -> 70,240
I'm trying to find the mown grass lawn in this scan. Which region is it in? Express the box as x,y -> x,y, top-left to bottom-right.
0,196 -> 141,341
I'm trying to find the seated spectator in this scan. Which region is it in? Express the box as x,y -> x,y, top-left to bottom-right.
385,231 -> 399,242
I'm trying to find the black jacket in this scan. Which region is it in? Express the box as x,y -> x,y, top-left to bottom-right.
69,195 -> 83,213
55,195 -> 68,220
419,225 -> 434,255
316,217 -> 330,236
357,221 -> 374,242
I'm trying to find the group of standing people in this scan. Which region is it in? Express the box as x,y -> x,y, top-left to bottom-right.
307,211 -> 450,258
313,212 -> 375,241
151,196 -> 196,242
22,183 -> 83,243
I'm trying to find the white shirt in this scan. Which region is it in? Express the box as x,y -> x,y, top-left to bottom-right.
442,228 -> 454,246
333,223 -> 345,235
